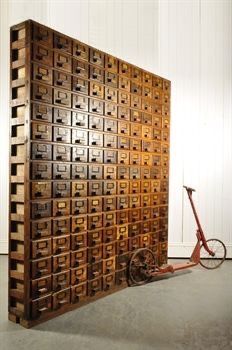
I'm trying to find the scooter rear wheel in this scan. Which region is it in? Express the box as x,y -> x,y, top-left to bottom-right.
129,248 -> 156,285
200,239 -> 227,269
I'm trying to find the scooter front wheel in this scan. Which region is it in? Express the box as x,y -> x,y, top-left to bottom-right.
200,239 -> 227,269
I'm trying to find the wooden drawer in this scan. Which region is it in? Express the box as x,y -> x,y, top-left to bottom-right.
153,141 -> 161,154
117,196 -> 129,210
88,230 -> 102,247
89,81 -> 104,99
103,197 -> 116,211
53,288 -> 70,311
88,213 -> 102,230
153,76 -> 163,89
118,120 -> 130,135
142,125 -> 152,139
131,67 -> 142,82
53,270 -> 70,292
71,265 -> 87,285
103,212 -> 116,227
88,197 -> 102,213
102,242 -> 115,259
72,198 -> 87,215
88,261 -> 102,280
72,111 -> 88,128
141,194 -> 151,207
88,181 -> 102,196
119,61 -> 130,77
89,164 -> 103,180
53,235 -> 70,255
33,63 -> 52,85
54,51 -> 71,72
160,180 -> 169,192
118,151 -> 129,165
104,165 -> 116,180
90,48 -> 104,67
71,249 -> 87,268
129,236 -> 140,251
103,257 -> 115,275
104,150 -> 117,164
116,239 -> 128,255
131,82 -> 142,95
71,282 -> 87,303
142,113 -> 152,125
73,41 -> 89,61
105,54 -> 117,72
128,223 -> 141,237
53,144 -> 71,161
116,253 -> 130,270
31,238 -> 51,259
118,166 -> 129,180
131,95 -> 141,109
103,273 -> 115,291
54,88 -> 71,108
33,43 -> 53,66
153,115 -> 162,128
31,219 -> 51,239
31,181 -> 51,199
141,207 -> 151,220
103,181 -> 116,196
75,237 -> 89,256
105,102 -> 117,118
142,154 -> 152,166
72,165 -> 88,180
54,33 -> 72,53
72,94 -> 88,111
31,123 -> 52,141
160,206 -> 168,218
31,162 -> 52,180
53,253 -> 70,273
103,227 -> 117,243
54,70 -> 71,90
89,115 -> 103,131
130,138 -> 141,152
129,195 -> 140,208
142,86 -> 152,99
88,277 -> 102,297
118,106 -> 130,121
143,71 -> 152,85
130,167 -> 140,180
141,221 -> 151,234
117,211 -> 128,225
117,224 -> 128,240
71,215 -> 87,233
151,167 -> 161,180
131,124 -> 142,138
72,181 -> 87,197
118,136 -> 130,150
72,147 -> 88,163
31,275 -> 52,299
73,59 -> 88,78
130,152 -> 141,166
53,163 -> 70,180
151,207 -> 160,219
150,231 -> 159,245
89,66 -> 104,83
105,86 -> 117,103
150,193 -> 160,206
131,110 -> 142,123
129,208 -> 141,223
159,230 -> 168,242
152,155 -> 161,167
142,99 -> 152,113
72,130 -> 88,146
53,199 -> 70,217
88,245 -> 102,263
53,126 -> 71,143
118,76 -> 130,91
53,217 -> 70,236
118,91 -> 130,107
115,269 -> 127,285
151,180 -> 160,193
89,148 -> 103,163
89,131 -> 103,147
104,134 -> 117,148
105,71 -> 117,88
140,234 -> 150,247
31,295 -> 52,320
31,257 -> 52,279
153,88 -> 162,103
142,140 -> 153,153
31,201 -> 51,219
141,167 -> 150,180
53,108 -> 71,125
104,118 -> 117,133
33,23 -> 52,47
32,103 -> 52,123
32,83 -> 52,104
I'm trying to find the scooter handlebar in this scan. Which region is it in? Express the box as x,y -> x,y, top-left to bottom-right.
183,185 -> 196,192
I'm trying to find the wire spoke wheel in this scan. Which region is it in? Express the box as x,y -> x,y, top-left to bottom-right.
200,239 -> 226,269
129,248 -> 156,285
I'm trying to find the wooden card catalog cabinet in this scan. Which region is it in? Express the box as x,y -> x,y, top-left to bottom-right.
9,20 -> 170,327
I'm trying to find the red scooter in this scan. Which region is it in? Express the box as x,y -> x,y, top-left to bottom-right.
129,186 -> 227,285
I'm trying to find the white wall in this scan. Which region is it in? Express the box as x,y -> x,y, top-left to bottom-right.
0,0 -> 231,257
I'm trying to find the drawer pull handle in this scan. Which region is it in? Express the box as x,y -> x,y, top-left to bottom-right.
58,299 -> 68,305
58,263 -> 66,268
35,191 -> 42,197
36,73 -> 43,80
38,268 -> 48,274
93,73 -> 97,79
57,62 -> 63,67
38,306 -> 48,313
36,53 -> 43,60
38,287 -> 48,293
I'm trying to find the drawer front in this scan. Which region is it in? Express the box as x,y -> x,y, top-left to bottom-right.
89,131 -> 103,147
130,138 -> 141,151
73,41 -> 89,61
33,44 -> 53,66
53,163 -> 71,180
72,129 -> 88,146
118,136 -> 130,150
104,118 -> 117,133
31,181 -> 51,199
72,94 -> 88,111
73,77 -> 89,95
72,198 -> 87,215
90,48 -> 104,67
117,211 -> 129,225
141,194 -> 151,207
33,23 -> 52,47
89,66 -> 104,83
103,273 -> 115,291
128,223 -> 141,237
31,162 -> 52,180
54,89 -> 71,108
104,134 -> 117,148
118,151 -> 129,165
89,98 -> 104,115
53,144 -> 71,161
32,122 -> 52,141
54,52 -> 72,72
129,208 -> 141,223
119,91 -> 130,107
140,234 -> 150,248
116,239 -> 128,255
103,197 -> 116,211
88,197 -> 102,213
119,76 -> 130,92
53,199 -> 70,217
117,224 -> 128,240
53,288 -> 70,310
105,55 -> 118,73
129,236 -> 140,251
72,165 -> 88,180
102,257 -> 115,274
90,81 -> 104,99
72,181 -> 88,197
88,230 -> 102,247
71,265 -> 87,285
118,166 -> 129,180
105,86 -> 117,103
53,253 -> 70,273
88,213 -> 102,230
53,108 -> 71,125
71,282 -> 87,303
71,248 -> 87,267
31,219 -> 51,239
89,115 -> 104,131
32,103 -> 52,123
89,164 -> 103,180
88,277 -> 102,296
117,196 -> 129,210
54,33 -> 72,53
118,106 -> 130,121
73,59 -> 88,78
53,217 -> 70,236
31,257 -> 52,279
53,270 -> 70,291
103,212 -> 116,227
88,261 -> 102,280
130,167 -> 140,180
104,150 -> 117,164
141,207 -> 151,220
88,181 -> 102,197
33,63 -> 52,85
31,238 -> 51,259
31,295 -> 52,319
89,148 -> 103,163
32,83 -> 52,104
105,71 -> 117,88
31,201 -> 51,219
116,253 -> 130,270
104,165 -> 116,180
103,227 -> 117,243
72,146 -> 88,162
115,269 -> 127,285
105,102 -> 117,118
53,235 -> 70,254
103,181 -> 116,196
119,61 -> 131,77
54,70 -> 71,90
141,221 -> 151,234
130,180 -> 140,194
130,152 -> 141,166
88,245 -> 102,263
71,216 -> 87,233
31,275 -> 52,299
53,126 -> 71,143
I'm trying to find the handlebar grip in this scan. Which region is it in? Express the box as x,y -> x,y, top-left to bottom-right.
183,185 -> 196,192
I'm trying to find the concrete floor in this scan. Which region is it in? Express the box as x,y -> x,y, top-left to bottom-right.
0,255 -> 232,350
